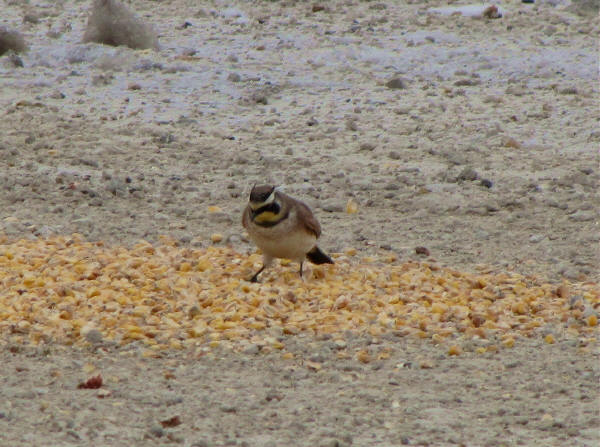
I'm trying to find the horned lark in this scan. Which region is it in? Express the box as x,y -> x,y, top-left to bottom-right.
242,184 -> 334,282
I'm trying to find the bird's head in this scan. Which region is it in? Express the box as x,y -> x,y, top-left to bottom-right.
248,184 -> 280,210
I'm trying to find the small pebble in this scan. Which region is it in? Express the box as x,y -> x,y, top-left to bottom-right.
49,90 -> 66,99
415,246 -> 430,256
66,430 -> 81,440
529,234 -> 544,244
243,344 -> 260,355
149,425 -> 164,438
559,86 -> 578,95
321,200 -> 343,213
457,167 -> 479,181
8,53 -> 24,67
538,413 -> 554,430
482,5 -> 502,18
23,13 -> 40,24
345,120 -> 358,131
386,78 -> 406,90
84,329 -> 103,344
503,137 -> 521,149
568,210 -> 594,222
454,78 -> 481,86
419,359 -> 434,369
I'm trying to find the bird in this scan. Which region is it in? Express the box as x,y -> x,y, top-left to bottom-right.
242,184 -> 334,282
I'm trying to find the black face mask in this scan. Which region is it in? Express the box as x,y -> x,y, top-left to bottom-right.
252,201 -> 281,218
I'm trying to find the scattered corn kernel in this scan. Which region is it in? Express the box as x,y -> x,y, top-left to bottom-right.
448,345 -> 462,356
346,198 -> 358,214
502,338 -> 515,348
544,334 -> 555,344
210,233 -> 223,243
0,235 -> 596,357
356,350 -> 371,363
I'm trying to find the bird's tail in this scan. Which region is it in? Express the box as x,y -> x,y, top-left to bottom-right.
306,246 -> 334,265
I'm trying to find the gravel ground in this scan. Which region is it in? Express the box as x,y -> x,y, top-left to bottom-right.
0,0 -> 598,446
0,338 -> 598,447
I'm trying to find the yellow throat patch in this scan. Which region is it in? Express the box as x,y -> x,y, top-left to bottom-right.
253,210 -> 284,224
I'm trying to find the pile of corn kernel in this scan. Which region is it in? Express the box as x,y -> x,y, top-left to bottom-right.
0,234 -> 597,356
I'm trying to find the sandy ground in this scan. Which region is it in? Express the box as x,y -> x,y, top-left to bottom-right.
0,0 -> 598,446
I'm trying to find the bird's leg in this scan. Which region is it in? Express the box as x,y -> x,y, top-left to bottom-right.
248,255 -> 272,283
249,265 -> 265,283
299,260 -> 309,283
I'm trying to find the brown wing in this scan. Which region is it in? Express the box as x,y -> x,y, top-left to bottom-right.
241,205 -> 251,230
294,198 -> 321,238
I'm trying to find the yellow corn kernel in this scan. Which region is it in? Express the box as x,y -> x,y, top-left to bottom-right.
189,325 -> 207,338
448,345 -> 461,356
356,350 -> 371,363
125,332 -> 145,340
23,276 -> 36,288
511,302 -> 528,315
196,259 -> 212,272
430,303 -> 448,314
503,338 -> 515,348
123,324 -> 143,334
169,339 -> 182,349
86,288 -> 101,298
344,247 -> 357,256
378,351 -> 391,360
346,198 -> 358,214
